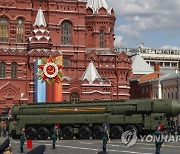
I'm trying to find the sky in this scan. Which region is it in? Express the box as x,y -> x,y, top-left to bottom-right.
106,0 -> 180,49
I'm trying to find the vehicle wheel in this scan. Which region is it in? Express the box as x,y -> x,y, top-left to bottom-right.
62,126 -> 74,140
125,125 -> 138,135
11,131 -> 19,139
78,126 -> 91,139
110,125 -> 123,139
37,127 -> 49,140
91,126 -> 103,139
25,127 -> 37,140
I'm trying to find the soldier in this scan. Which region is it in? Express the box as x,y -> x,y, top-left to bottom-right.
20,128 -> 25,153
51,125 -> 58,149
154,126 -> 163,154
0,138 -> 13,154
102,126 -> 109,152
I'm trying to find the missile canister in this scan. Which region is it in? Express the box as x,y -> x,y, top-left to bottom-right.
12,99 -> 180,117
153,99 -> 180,117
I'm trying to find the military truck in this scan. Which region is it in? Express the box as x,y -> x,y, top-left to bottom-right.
9,99 -> 180,140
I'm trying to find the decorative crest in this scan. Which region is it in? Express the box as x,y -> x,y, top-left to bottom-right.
37,56 -> 63,84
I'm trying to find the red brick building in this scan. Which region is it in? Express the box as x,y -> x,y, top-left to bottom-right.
130,58 -> 162,99
0,0 -> 132,110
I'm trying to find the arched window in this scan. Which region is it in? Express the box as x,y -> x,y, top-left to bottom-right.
17,18 -> 24,43
0,62 -> 6,78
99,30 -> 105,48
61,21 -> 72,45
0,18 -> 8,42
70,92 -> 80,102
11,62 -> 17,79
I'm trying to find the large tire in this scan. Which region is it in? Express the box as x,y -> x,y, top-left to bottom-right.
62,126 -> 74,140
92,126 -> 103,139
78,126 -> 91,139
25,127 -> 37,140
11,131 -> 19,139
110,125 -> 123,139
37,127 -> 49,140
125,125 -> 138,135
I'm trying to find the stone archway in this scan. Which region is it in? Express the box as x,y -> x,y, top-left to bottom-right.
0,82 -> 20,109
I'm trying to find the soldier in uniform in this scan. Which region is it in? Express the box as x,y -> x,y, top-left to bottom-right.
20,128 -> 25,153
102,126 -> 109,152
0,138 -> 13,154
154,126 -> 163,154
51,125 -> 58,149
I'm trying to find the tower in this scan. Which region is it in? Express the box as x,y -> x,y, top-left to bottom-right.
86,0 -> 116,50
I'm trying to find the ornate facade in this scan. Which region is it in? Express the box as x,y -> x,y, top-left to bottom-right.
0,0 -> 131,110
117,43 -> 180,73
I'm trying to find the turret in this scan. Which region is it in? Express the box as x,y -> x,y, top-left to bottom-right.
85,0 -> 116,50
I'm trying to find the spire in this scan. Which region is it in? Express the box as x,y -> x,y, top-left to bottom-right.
28,8 -> 52,50
86,0 -> 111,14
33,8 -> 47,27
81,62 -> 101,84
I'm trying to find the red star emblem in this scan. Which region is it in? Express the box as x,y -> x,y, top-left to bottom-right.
38,56 -> 63,83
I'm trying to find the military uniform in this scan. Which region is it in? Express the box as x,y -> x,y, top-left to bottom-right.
154,128 -> 163,154
52,127 -> 57,149
102,129 -> 109,152
20,130 -> 25,153
0,138 -> 10,153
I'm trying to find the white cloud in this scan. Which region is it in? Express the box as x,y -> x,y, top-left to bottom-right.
114,35 -> 127,48
116,25 -> 141,40
106,0 -> 180,40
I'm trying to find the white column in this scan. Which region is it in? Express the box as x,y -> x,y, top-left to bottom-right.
178,78 -> 180,101
158,81 -> 162,99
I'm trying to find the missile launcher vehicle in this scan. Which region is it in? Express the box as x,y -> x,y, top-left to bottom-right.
9,99 -> 180,140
